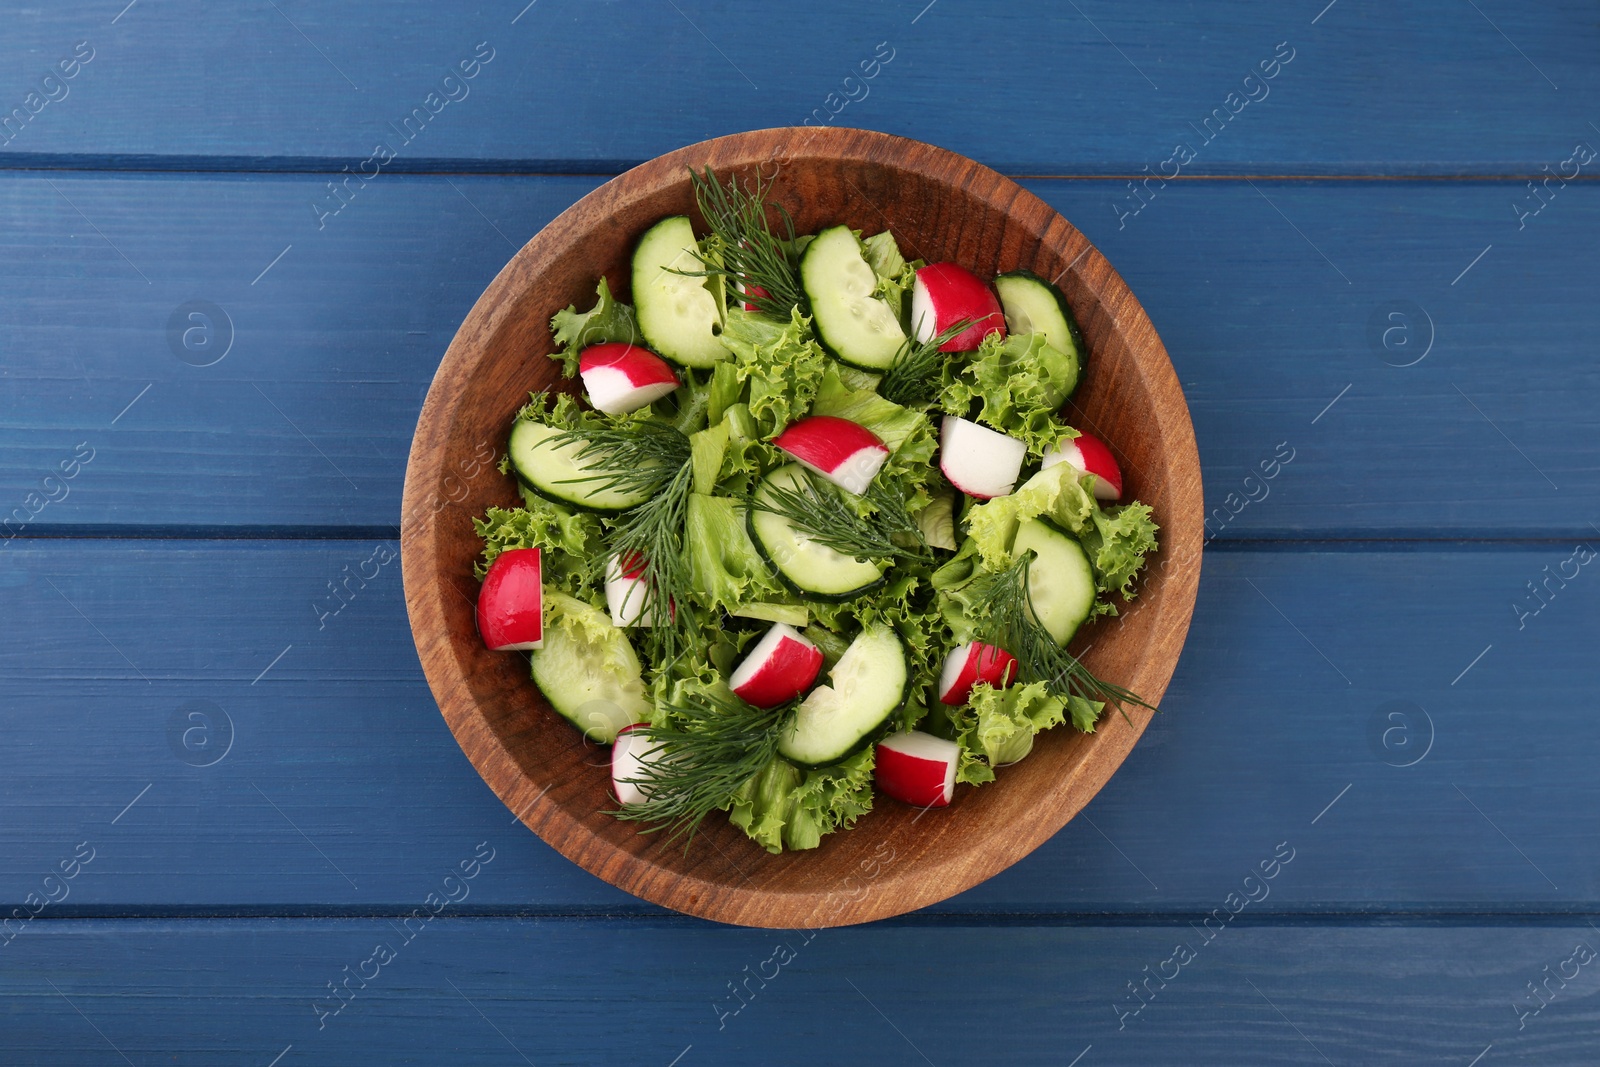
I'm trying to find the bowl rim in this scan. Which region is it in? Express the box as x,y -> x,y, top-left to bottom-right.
401,126 -> 1203,927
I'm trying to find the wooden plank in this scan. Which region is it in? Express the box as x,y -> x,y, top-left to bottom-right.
2,173 -> 1597,535
1,540 -> 1595,913
0,2 -> 1595,174
3,917 -> 1596,1064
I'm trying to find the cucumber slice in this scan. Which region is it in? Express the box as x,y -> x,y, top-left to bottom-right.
748,464 -> 884,600
1012,518 -> 1096,646
529,592 -> 653,743
632,215 -> 726,368
994,270 -> 1084,396
507,419 -> 654,513
778,624 -> 906,766
801,225 -> 907,370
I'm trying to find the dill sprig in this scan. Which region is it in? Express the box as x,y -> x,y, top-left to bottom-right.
878,318 -> 976,407
611,688 -> 795,848
554,423 -> 697,664
679,166 -> 805,319
969,553 -> 1154,717
607,461 -> 696,665
751,467 -> 931,565
552,421 -> 691,499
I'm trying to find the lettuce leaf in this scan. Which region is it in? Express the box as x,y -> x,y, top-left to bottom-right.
729,601 -> 809,627
1081,502 -> 1159,601
940,332 -> 1078,454
914,490 -> 958,551
728,748 -> 875,853
684,493 -> 783,613
705,361 -> 743,427
708,405 -> 773,498
861,230 -> 921,325
513,388 -> 650,436
547,277 -> 642,378
657,368 -> 714,435
717,307 -> 829,437
833,364 -> 883,392
689,421 -> 730,496
474,502 -> 602,597
964,462 -> 1098,570
861,230 -> 906,280
879,260 -> 921,327
943,681 -> 1100,786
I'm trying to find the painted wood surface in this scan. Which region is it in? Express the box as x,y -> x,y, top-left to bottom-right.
5,0 -> 1599,1058
0,1 -> 1594,175
3,918 -> 1597,1065
1,174 -> 1594,536
2,540 -> 1591,914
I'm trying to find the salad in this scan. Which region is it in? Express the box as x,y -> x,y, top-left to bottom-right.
472,168 -> 1158,853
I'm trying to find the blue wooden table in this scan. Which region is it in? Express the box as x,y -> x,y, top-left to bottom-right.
4,1 -> 1598,1062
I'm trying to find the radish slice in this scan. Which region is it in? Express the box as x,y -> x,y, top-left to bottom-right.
937,641 -> 1019,705
940,416 -> 1026,499
612,723 -> 666,806
729,622 -> 825,708
875,731 -> 960,807
605,552 -> 662,627
476,547 -> 544,650
910,263 -> 1006,352
1042,431 -> 1124,500
771,415 -> 889,496
579,342 -> 681,415
735,279 -> 770,312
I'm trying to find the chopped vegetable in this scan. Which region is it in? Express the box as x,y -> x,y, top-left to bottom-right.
579,342 -> 680,415
1042,430 -> 1123,500
939,415 -> 1028,500
875,731 -> 960,807
476,547 -> 545,651
911,262 -> 1006,352
771,414 -> 889,495
729,622 -> 825,708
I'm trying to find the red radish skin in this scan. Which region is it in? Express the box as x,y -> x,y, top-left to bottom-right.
736,280 -> 770,312
728,623 -> 825,708
938,641 -> 1019,705
476,547 -> 544,650
771,415 -> 890,496
578,342 -> 681,415
911,263 -> 1006,352
1042,431 -> 1124,500
612,723 -> 665,806
939,416 -> 1027,499
875,731 -> 960,807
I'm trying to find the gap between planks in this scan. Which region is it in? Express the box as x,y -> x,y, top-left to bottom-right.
2,155 -> 1600,182
22,909 -> 1600,927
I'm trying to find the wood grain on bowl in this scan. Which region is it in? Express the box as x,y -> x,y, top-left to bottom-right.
401,127 -> 1202,928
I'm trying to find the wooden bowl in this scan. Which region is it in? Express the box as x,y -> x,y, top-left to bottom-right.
401,128 -> 1202,928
